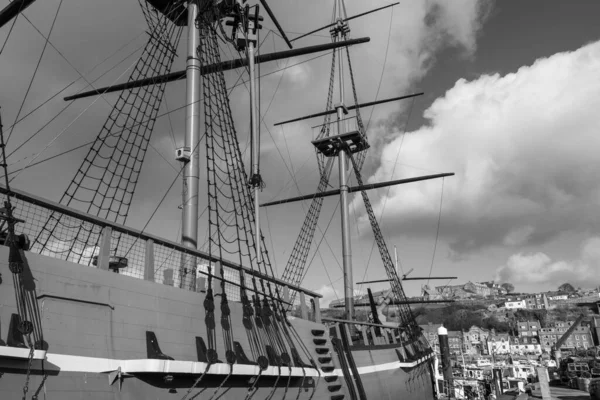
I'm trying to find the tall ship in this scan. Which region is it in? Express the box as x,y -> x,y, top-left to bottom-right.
0,0 -> 452,398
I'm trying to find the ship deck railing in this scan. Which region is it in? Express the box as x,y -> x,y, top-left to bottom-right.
0,185 -> 323,323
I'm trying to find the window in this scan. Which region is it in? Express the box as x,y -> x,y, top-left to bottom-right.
532,339 -> 537,343
576,335 -> 580,340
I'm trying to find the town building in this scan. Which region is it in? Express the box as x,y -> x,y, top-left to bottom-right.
505,299 -> 527,309
510,336 -> 542,355
418,323 -> 465,356
435,281 -> 504,299
463,325 -> 491,355
328,289 -> 395,308
448,330 -> 464,355
539,321 -> 593,352
421,285 -> 444,301
523,293 -> 549,309
480,281 -> 508,295
517,320 -> 541,338
547,293 -> 568,301
486,332 -> 511,355
504,295 -> 548,310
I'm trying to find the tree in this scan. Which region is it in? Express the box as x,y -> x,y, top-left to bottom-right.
558,283 -> 576,293
533,309 -> 548,328
501,283 -> 515,293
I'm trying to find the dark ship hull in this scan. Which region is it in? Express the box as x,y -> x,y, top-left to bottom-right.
0,227 -> 434,399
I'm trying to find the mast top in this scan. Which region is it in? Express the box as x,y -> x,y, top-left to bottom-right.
312,130 -> 369,158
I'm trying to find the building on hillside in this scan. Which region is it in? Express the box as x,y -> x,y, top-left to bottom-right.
480,281 -> 508,295
328,289 -> 395,308
448,330 -> 464,355
505,299 -> 527,309
517,321 -> 541,338
421,285 -> 444,301
463,325 -> 492,355
510,336 -> 542,355
419,323 -> 442,354
435,281 -> 503,299
547,293 -> 568,301
505,294 -> 548,310
524,293 -> 549,309
539,321 -> 593,352
486,332 -> 511,355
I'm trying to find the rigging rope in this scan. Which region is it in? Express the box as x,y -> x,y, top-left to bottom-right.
346,151 -> 420,340
280,0 -> 369,305
426,177 -> 445,286
6,0 -> 64,145
33,0 -> 184,263
194,4 -> 315,375
1,109 -> 45,400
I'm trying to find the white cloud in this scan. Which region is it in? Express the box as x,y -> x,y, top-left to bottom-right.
363,40 -> 600,254
316,284 -> 340,307
495,237 -> 600,288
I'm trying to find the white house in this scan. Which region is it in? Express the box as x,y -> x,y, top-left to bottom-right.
505,300 -> 527,309
510,337 -> 542,355
548,294 -> 568,301
487,333 -> 511,355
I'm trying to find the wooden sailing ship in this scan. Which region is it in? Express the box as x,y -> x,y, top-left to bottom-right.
0,0 -> 452,398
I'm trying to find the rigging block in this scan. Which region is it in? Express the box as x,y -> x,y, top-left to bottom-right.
175,147 -> 191,162
312,131 -> 369,157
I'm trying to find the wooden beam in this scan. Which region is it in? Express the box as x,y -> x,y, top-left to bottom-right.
403,276 -> 457,281
299,292 -> 308,320
0,184 -> 322,299
357,276 -> 457,284
144,238 -> 155,282
290,2 -> 399,43
313,297 -> 321,323
64,37 -> 370,101
97,226 -> 112,271
261,173 -> 453,207
274,92 -> 423,126
0,0 -> 38,29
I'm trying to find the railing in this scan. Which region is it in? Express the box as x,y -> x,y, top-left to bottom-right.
323,317 -> 404,346
0,185 -> 322,320
322,317 -> 434,366
312,115 -> 359,139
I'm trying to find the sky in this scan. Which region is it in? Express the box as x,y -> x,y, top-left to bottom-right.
1,0 -> 600,307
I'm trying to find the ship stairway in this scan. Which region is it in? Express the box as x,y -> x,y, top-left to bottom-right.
309,328 -> 348,400
328,324 -> 367,400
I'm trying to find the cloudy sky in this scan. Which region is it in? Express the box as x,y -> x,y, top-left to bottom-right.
1,0 -> 600,306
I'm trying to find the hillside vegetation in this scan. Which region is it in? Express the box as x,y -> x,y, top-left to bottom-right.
412,302 -> 594,333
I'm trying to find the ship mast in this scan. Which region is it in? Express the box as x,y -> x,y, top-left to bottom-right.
247,6 -> 263,279
180,0 -> 201,289
333,0 -> 354,321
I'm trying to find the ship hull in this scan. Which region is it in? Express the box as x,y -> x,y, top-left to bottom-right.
351,347 -> 435,399
0,246 -> 434,399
